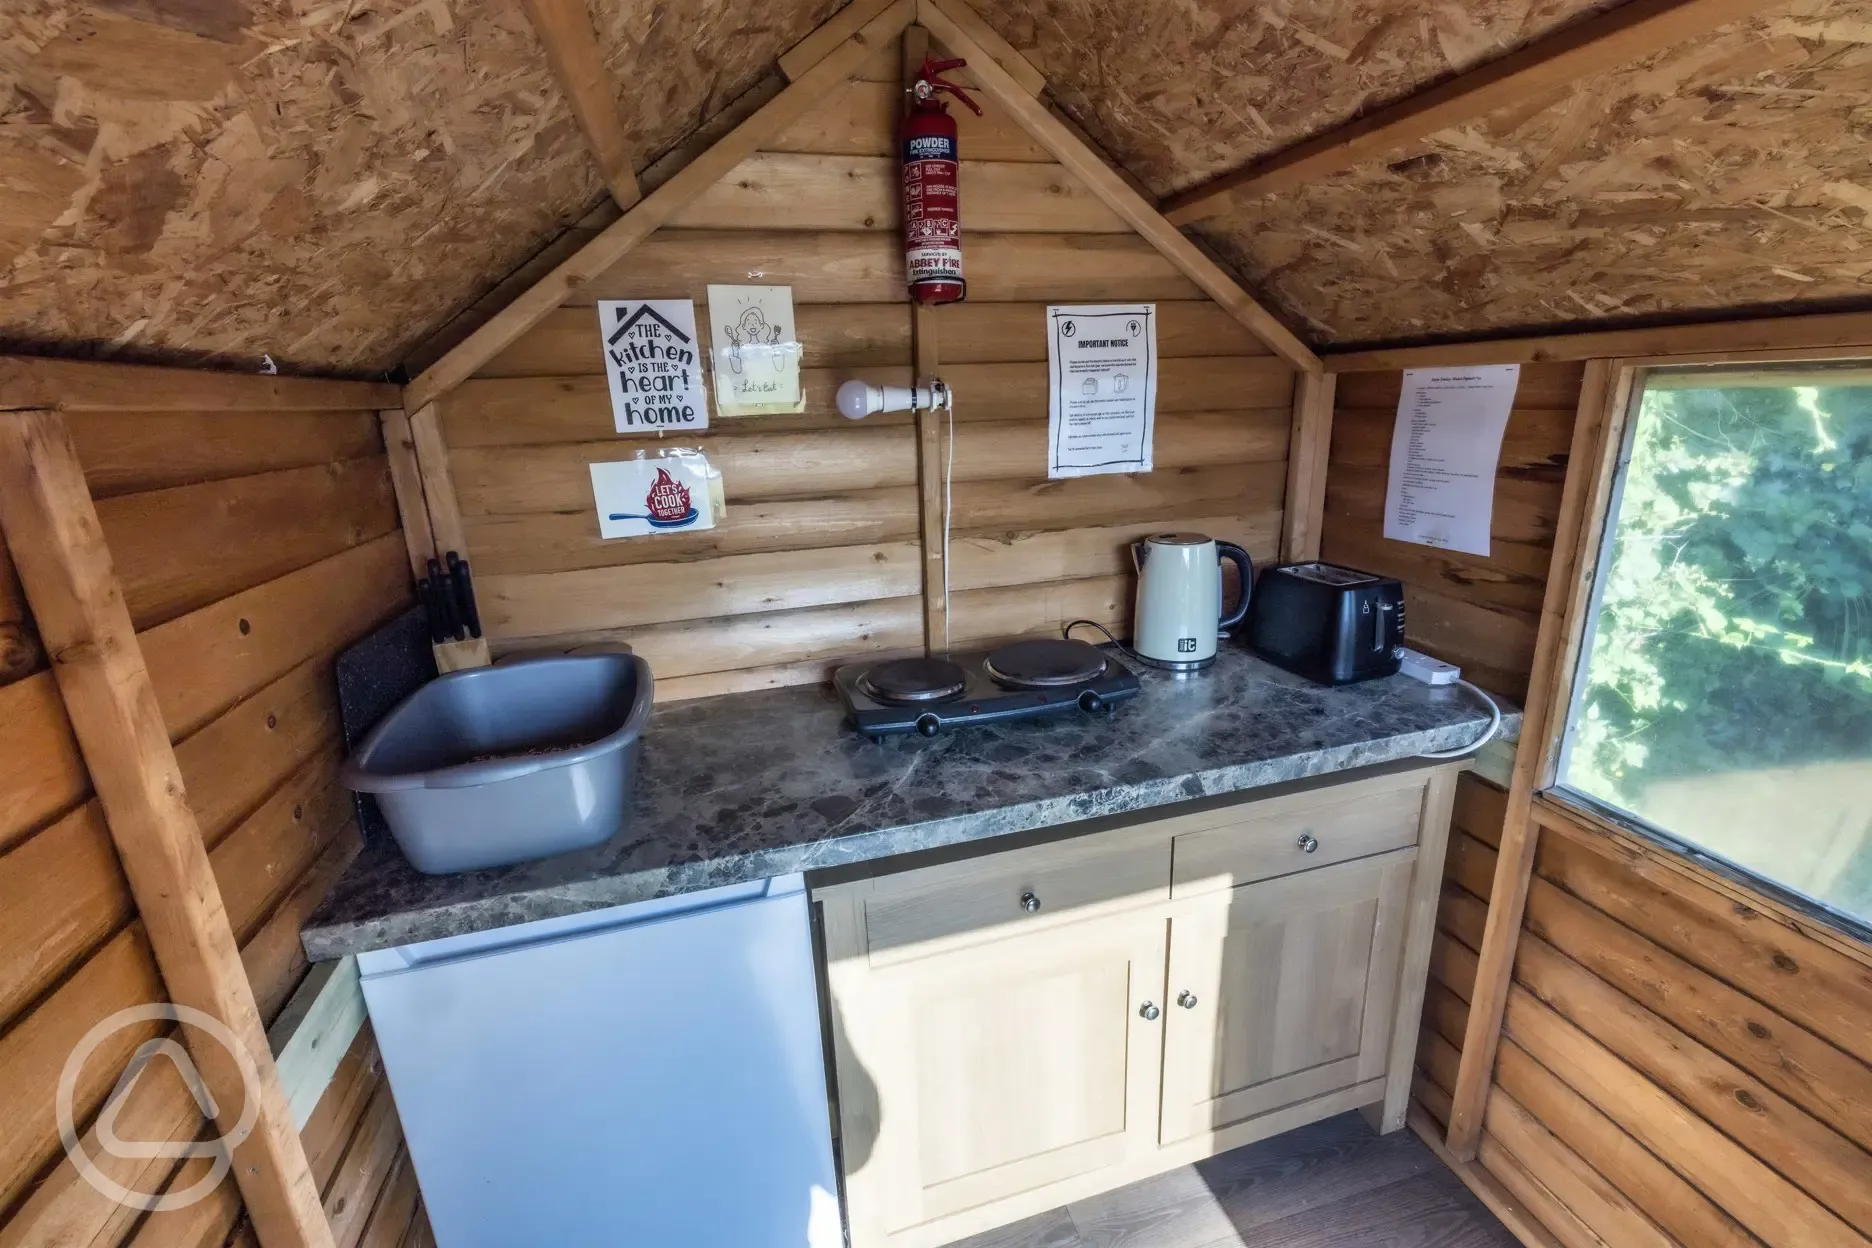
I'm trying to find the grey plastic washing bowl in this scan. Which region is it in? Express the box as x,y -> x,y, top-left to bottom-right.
340,653 -> 654,875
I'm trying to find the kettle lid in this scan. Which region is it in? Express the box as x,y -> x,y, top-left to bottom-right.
1144,532 -> 1214,546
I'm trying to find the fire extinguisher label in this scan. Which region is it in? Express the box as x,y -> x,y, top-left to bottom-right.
904,134 -> 957,161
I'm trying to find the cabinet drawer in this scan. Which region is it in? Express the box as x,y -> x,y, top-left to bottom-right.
861,832 -> 1168,964
1170,778 -> 1424,897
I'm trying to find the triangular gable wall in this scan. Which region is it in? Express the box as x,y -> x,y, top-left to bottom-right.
395,2 -> 1310,697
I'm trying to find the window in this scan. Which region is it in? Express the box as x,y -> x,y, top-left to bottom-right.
1557,366 -> 1872,929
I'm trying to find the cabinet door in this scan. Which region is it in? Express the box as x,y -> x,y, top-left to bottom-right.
832,912 -> 1167,1248
1159,849 -> 1415,1147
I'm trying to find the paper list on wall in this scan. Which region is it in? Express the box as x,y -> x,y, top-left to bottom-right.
1383,364 -> 1520,557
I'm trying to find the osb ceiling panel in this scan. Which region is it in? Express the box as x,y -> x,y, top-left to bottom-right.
973,0 -> 1623,197
591,0 -> 843,165
0,0 -> 835,373
1196,0 -> 1872,345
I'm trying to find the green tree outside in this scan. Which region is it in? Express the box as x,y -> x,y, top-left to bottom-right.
1563,378 -> 1872,922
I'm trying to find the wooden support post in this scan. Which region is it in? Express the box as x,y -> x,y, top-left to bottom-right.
904,24 -> 950,654
379,409 -> 437,581
0,411 -> 335,1248
1280,372 -> 1336,563
1444,360 -> 1634,1158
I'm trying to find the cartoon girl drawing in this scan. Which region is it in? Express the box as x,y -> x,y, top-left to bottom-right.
721,305 -> 785,376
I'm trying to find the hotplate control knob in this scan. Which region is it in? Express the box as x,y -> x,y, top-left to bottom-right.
915,713 -> 941,737
1077,690 -> 1106,713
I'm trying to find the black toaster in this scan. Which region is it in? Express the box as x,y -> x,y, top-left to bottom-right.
1244,562 -> 1406,685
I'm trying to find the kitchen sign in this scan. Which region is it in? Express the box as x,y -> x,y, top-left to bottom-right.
1046,304 -> 1157,479
590,456 -> 718,539
597,299 -> 709,433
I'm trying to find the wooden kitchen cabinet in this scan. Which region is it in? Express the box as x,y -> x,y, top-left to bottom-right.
1158,849 -> 1414,1148
814,763 -> 1460,1248
821,908 -> 1167,1247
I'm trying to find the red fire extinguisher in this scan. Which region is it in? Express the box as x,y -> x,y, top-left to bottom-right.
902,56 -> 982,305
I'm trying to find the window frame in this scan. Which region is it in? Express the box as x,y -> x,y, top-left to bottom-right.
1539,351 -> 1872,946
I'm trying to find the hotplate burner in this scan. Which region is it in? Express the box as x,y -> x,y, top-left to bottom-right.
856,657 -> 967,705
984,638 -> 1108,689
832,639 -> 1141,738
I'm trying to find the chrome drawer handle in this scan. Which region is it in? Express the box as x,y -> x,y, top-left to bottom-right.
1297,833 -> 1320,854
1020,891 -> 1041,914
1177,990 -> 1198,1009
1139,1001 -> 1161,1021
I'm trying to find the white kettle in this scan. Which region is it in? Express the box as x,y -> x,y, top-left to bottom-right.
1131,533 -> 1254,670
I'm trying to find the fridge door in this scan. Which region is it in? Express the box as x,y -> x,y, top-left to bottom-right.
358,876 -> 840,1247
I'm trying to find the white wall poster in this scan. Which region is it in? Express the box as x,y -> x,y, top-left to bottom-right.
1383,365 -> 1520,556
707,284 -> 804,416
596,299 -> 709,433
590,457 -> 718,539
1046,304 -> 1157,479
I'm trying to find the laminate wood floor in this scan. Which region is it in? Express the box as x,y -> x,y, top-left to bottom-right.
942,1113 -> 1519,1248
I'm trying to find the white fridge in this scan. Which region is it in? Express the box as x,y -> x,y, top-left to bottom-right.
357,874 -> 843,1247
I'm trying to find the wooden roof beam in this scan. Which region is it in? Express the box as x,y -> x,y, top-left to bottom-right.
518,0 -> 641,210
1161,0 -> 1777,226
916,0 -> 1320,373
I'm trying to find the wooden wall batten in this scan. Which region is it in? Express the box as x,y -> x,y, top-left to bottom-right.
436,26 -> 1296,698
0,359 -> 431,1246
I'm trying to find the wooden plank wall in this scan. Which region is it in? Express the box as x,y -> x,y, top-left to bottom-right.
1321,364 -> 1584,700
0,397 -> 432,1245
1328,352 -> 1872,1245
1419,777 -> 1872,1248
450,37 -> 1293,693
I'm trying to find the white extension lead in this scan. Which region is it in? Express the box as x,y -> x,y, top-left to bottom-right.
1397,647 -> 1503,759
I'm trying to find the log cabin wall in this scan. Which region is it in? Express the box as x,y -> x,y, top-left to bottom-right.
448,37 -> 1295,693
0,368 -> 433,1245
1322,363 -> 1585,703
1327,350 -> 1872,1248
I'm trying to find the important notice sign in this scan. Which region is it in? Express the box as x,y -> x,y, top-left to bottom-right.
597,299 -> 709,433
1046,304 -> 1157,479
1383,364 -> 1520,556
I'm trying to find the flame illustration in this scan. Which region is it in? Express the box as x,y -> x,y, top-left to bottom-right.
644,466 -> 692,523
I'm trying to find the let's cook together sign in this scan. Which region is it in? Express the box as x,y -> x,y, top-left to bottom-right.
599,299 -> 709,432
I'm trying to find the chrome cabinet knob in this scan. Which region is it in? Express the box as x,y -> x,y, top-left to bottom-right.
1139,1001 -> 1161,1021
1177,990 -> 1198,1009
1020,891 -> 1041,914
1297,833 -> 1320,854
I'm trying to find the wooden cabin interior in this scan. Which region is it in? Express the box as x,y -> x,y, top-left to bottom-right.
1,0 -> 1870,1245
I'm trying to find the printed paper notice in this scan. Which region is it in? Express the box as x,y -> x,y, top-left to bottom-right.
596,299 -> 708,433
1046,305 -> 1157,479
1383,365 -> 1520,556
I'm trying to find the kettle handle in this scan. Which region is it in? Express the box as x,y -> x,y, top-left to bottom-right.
1216,541 -> 1254,630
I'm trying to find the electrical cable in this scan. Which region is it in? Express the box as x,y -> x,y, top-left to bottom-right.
1062,618 -> 1145,665
943,391 -> 954,652
1416,677 -> 1503,759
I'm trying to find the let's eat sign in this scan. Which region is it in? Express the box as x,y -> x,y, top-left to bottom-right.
598,299 -> 709,432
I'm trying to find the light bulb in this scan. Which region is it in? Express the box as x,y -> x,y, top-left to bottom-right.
836,379 -> 876,420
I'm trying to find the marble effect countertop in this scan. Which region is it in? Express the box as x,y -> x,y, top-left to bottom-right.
302,646 -> 1517,960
